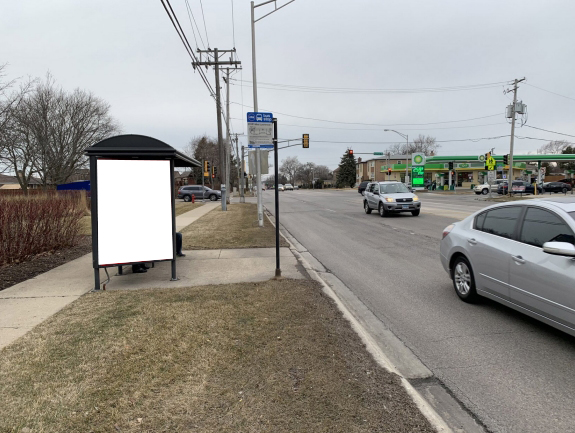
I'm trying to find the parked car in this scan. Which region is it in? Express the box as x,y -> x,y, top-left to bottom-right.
278,184 -> 285,191
440,198 -> 575,336
474,179 -> 506,195
557,178 -> 575,187
363,181 -> 421,217
358,181 -> 370,195
293,185 -> 299,190
542,182 -> 572,194
177,185 -> 221,201
285,183 -> 294,191
497,181 -> 543,195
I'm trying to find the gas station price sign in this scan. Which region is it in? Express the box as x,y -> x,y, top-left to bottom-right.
412,166 -> 425,186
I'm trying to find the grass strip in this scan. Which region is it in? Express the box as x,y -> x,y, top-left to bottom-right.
0,279 -> 433,433
182,203 -> 288,249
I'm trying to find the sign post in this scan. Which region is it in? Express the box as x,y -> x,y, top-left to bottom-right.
273,117 -> 281,278
247,112 -> 274,227
487,170 -> 496,198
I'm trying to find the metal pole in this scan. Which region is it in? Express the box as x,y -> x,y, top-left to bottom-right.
235,134 -> 241,201
251,1 -> 263,226
170,159 -> 178,281
240,145 -> 245,202
214,48 -> 226,210
89,156 -> 100,291
508,78 -> 525,196
273,118 -> 281,278
202,159 -> 205,202
405,135 -> 409,184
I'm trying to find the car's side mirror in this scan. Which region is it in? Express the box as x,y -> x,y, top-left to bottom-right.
543,242 -> 575,257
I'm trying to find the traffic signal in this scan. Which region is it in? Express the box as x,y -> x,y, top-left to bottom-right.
503,154 -> 509,165
348,149 -> 354,158
485,152 -> 491,160
212,174 -> 215,179
213,166 -> 218,177
302,134 -> 309,148
204,160 -> 210,174
388,168 -> 392,175
448,162 -> 454,170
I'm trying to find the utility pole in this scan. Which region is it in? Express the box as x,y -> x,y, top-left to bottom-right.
506,77 -> 525,196
224,68 -> 232,204
251,0 -> 296,227
193,48 -> 241,210
240,142 -> 245,203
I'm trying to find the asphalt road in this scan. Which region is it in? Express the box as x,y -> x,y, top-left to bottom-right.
262,189 -> 575,433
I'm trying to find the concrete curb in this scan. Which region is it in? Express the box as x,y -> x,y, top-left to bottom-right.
262,209 -> 454,433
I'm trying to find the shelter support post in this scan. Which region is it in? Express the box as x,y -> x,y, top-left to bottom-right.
273,118 -> 281,278
170,159 -> 178,281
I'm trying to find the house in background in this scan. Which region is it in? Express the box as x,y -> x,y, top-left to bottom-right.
0,174 -> 43,190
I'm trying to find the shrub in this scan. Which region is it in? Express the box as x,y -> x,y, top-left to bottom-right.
0,192 -> 85,266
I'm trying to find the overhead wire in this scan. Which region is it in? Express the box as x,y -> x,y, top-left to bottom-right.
230,102 -> 502,126
199,0 -> 210,48
184,0 -> 206,49
161,0 -> 215,97
524,83 -> 575,102
523,125 -> 575,139
229,78 -> 509,94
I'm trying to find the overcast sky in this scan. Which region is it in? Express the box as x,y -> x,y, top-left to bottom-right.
2,0 -> 575,171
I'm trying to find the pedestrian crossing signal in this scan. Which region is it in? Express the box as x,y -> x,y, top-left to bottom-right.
503,154 -> 509,165
302,134 -> 309,148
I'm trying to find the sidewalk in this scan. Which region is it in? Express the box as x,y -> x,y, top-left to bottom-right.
0,202 -> 304,350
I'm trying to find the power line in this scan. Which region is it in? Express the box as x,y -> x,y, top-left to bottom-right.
231,0 -> 236,49
524,83 -> 575,102
199,0 -> 210,48
229,78 -> 509,94
184,0 -> 206,49
524,125 -> 575,138
231,117 -> 506,132
160,0 -> 215,97
229,101 -> 502,126
307,135 -> 510,145
515,135 -> 575,145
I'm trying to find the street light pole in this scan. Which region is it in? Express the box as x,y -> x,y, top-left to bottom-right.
384,129 -> 409,184
251,0 -> 296,227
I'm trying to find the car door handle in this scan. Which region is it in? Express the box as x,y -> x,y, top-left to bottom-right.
512,255 -> 526,264
467,238 -> 477,245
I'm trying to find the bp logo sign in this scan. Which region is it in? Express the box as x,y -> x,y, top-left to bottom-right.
478,154 -> 486,162
412,153 -> 425,166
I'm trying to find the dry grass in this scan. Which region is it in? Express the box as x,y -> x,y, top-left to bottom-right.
175,201 -> 204,217
182,203 -> 288,250
0,279 -> 433,433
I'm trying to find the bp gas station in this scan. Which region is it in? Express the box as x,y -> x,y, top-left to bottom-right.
357,153 -> 575,190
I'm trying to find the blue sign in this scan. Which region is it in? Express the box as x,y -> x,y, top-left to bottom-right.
247,112 -> 273,123
248,144 -> 274,149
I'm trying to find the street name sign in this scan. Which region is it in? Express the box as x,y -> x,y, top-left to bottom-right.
247,112 -> 274,149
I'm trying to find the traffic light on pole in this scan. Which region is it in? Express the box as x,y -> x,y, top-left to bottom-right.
302,134 -> 309,148
503,154 -> 509,165
448,161 -> 454,170
213,166 -> 217,177
388,168 -> 392,176
204,160 -> 210,175
348,149 -> 354,158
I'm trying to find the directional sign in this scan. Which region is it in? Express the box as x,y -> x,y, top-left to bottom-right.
247,112 -> 273,148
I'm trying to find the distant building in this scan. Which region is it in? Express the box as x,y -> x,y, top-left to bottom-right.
0,174 -> 43,190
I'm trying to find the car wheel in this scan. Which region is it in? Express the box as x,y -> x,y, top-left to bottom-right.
411,209 -> 420,216
481,188 -> 488,195
563,187 -> 568,194
183,195 -> 191,202
209,194 -> 217,201
451,256 -> 478,303
364,201 -> 372,214
378,202 -> 387,217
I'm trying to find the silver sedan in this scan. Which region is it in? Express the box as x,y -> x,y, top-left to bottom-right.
440,198 -> 575,336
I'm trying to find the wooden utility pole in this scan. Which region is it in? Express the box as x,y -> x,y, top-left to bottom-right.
193,48 -> 241,209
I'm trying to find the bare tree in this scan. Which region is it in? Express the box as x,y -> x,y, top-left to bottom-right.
279,156 -> 302,185
387,134 -> 439,156
313,164 -> 332,181
538,140 -> 569,155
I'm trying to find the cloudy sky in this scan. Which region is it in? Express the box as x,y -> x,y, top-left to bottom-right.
3,0 -> 574,170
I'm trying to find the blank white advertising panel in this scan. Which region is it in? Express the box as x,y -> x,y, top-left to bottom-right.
97,159 -> 173,266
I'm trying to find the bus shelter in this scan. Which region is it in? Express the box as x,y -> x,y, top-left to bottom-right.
85,134 -> 200,290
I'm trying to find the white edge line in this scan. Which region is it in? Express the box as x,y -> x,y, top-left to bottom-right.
263,209 -> 453,433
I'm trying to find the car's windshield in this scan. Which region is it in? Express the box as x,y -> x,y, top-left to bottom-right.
380,183 -> 410,194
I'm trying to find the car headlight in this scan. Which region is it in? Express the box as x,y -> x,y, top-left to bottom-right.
385,197 -> 395,202
413,195 -> 419,201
